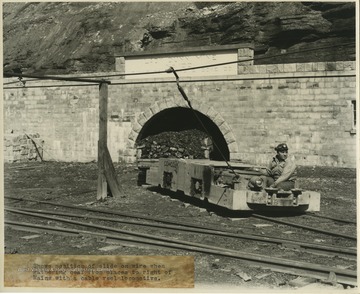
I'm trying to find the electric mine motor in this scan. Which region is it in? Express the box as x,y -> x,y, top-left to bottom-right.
138,158 -> 320,212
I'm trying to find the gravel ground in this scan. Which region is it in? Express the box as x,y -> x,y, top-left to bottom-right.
3,161 -> 358,292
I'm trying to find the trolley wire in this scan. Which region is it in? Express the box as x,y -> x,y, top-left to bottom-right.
3,72 -> 111,84
62,41 -> 358,78
171,41 -> 355,74
3,41 -> 355,86
3,78 -> 38,86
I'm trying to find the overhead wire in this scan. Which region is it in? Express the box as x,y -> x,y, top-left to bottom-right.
66,41 -> 357,78
3,78 -> 38,86
3,41 -> 355,86
172,41 -> 355,74
3,72 -> 111,84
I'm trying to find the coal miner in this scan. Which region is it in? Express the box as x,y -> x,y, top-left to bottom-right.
249,143 -> 297,191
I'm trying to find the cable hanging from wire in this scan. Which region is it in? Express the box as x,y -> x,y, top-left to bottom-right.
166,66 -> 240,178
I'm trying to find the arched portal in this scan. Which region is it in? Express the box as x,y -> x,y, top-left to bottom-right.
136,107 -> 230,161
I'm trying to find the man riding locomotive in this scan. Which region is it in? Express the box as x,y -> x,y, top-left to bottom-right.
248,143 -> 297,191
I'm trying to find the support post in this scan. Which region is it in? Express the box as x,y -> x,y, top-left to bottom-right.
97,82 -> 108,200
97,82 -> 122,200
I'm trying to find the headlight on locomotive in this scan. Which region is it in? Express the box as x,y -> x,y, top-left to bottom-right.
248,176 -> 264,190
255,178 -> 263,188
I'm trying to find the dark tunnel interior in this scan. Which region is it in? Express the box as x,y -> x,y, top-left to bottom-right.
136,107 -> 230,161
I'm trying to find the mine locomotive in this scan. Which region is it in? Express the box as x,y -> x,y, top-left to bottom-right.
138,158 -> 320,212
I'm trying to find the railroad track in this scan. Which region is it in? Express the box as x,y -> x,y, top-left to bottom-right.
251,214 -> 356,241
305,212 -> 357,225
5,214 -> 357,286
5,206 -> 357,260
5,196 -> 357,243
5,198 -> 357,287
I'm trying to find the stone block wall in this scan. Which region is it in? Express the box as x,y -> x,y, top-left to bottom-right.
107,60 -> 356,167
3,61 -> 356,167
4,133 -> 44,162
3,81 -> 100,162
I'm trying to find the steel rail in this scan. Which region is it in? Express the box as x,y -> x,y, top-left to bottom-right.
4,196 -> 232,231
6,221 -> 80,237
252,214 -> 357,241
9,206 -> 356,259
5,196 -> 354,241
5,217 -> 357,286
305,213 -> 357,225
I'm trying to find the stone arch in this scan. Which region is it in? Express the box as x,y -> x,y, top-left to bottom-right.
127,97 -> 239,160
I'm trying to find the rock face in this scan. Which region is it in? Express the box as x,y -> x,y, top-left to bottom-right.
3,2 -> 355,74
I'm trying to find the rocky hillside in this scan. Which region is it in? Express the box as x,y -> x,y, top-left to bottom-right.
3,2 -> 356,75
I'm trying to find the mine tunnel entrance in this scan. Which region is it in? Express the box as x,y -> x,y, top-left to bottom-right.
136,107 -> 230,161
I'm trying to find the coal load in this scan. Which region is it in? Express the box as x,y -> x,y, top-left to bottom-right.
137,129 -> 212,159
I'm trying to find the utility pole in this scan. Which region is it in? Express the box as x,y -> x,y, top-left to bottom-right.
97,82 -> 122,200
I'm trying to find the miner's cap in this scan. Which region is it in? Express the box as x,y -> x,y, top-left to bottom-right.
275,143 -> 288,152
